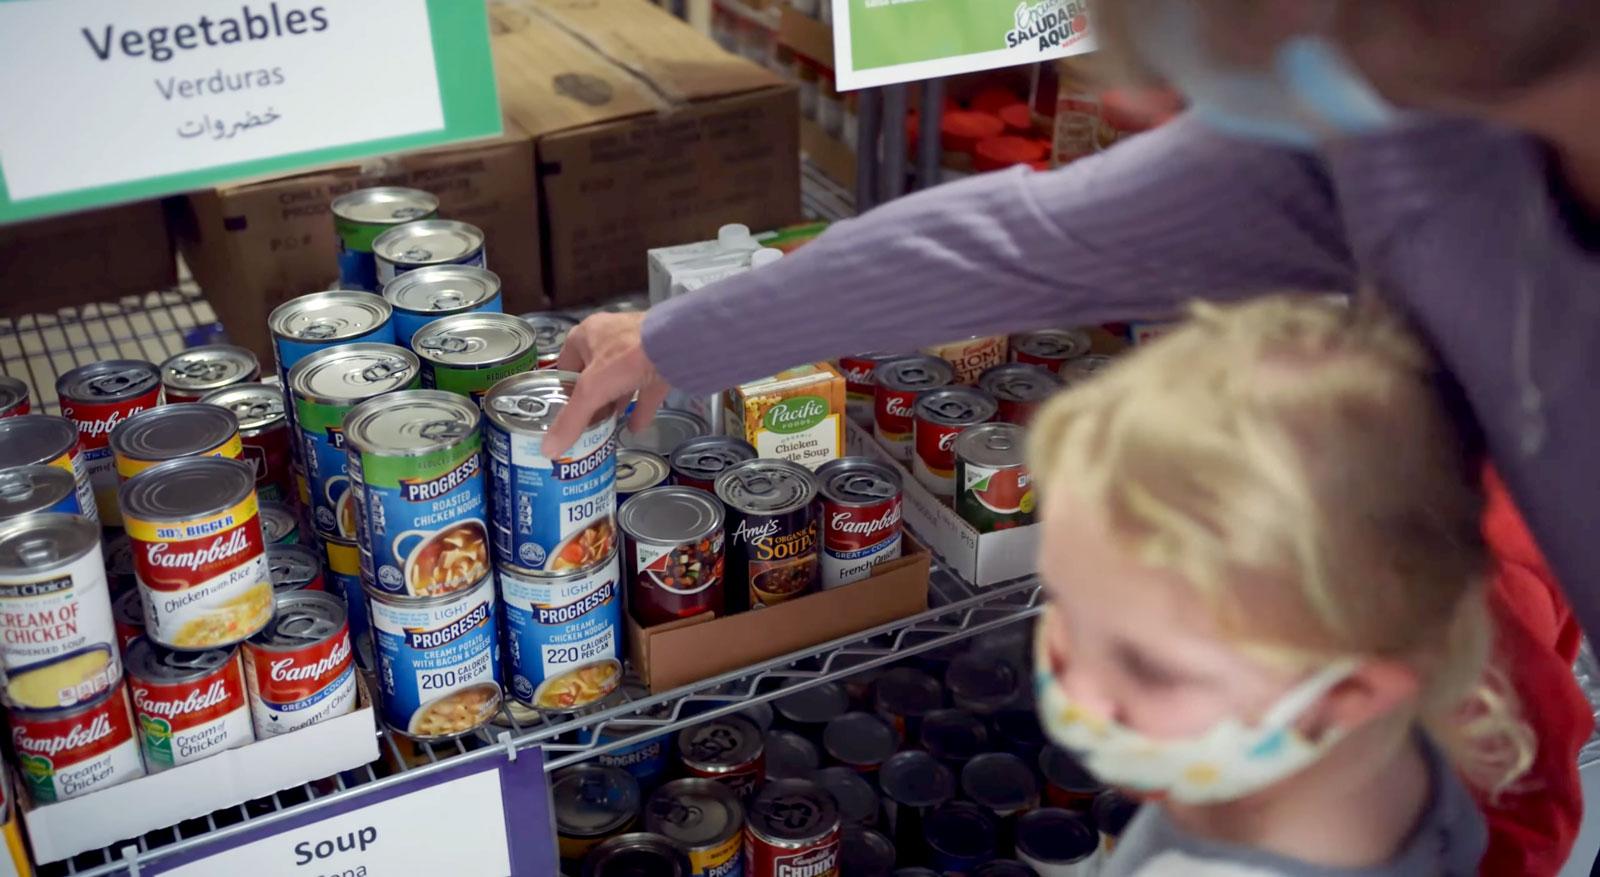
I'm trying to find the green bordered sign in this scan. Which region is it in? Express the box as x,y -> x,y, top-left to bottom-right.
0,0 -> 500,224
832,0 -> 1096,90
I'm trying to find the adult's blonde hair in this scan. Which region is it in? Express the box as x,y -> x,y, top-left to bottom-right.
1028,294 -> 1533,795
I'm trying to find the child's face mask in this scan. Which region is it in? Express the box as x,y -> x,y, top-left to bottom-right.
1033,614 -> 1358,804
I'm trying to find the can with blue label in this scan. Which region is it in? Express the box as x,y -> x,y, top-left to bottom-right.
497,548 -> 623,712
0,464 -> 83,521
367,573 -> 501,740
483,371 -> 619,574
382,265 -> 504,351
331,187 -> 440,292
373,220 -> 488,288
344,390 -> 489,599
288,344 -> 419,539
268,291 -> 397,393
321,537 -> 370,647
595,682 -> 676,791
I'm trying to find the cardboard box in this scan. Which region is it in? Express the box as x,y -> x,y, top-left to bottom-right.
800,118 -> 856,192
173,131 -> 544,364
847,420 -> 1039,587
20,682 -> 380,864
0,200 -> 175,318
778,5 -> 833,68
629,540 -> 930,691
490,0 -> 801,309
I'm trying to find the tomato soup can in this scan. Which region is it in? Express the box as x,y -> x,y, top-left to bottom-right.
872,356 -> 954,462
373,219 -> 488,288
670,436 -> 757,494
125,637 -> 253,771
332,186 -> 440,291
344,390 -> 487,599
159,345 -> 261,404
259,500 -> 302,546
553,764 -> 641,863
0,514 -> 119,711
289,343 -> 420,539
269,543 -> 326,594
744,778 -> 840,877
717,460 -> 819,611
498,548 -> 623,711
647,778 -> 744,877
57,360 -> 161,524
111,403 -> 243,480
837,353 -> 895,428
616,449 -> 670,507
366,574 -> 501,740
321,537 -> 369,646
519,312 -> 579,370
925,335 -> 1009,386
200,383 -> 296,503
980,363 -> 1063,427
620,487 -> 726,626
484,371 -> 619,574
113,590 -> 143,654
10,682 -> 144,804
816,458 -> 902,588
680,715 -> 765,801
0,376 -> 30,419
0,416 -> 97,524
414,311 -> 538,401
955,424 -> 1035,532
0,465 -> 83,521
384,265 -> 505,352
120,457 -> 273,650
913,387 -> 999,498
1009,329 -> 1091,374
242,591 -> 355,740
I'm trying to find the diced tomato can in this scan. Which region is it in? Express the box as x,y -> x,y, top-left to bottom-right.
57,360 -> 161,525
111,404 -> 243,481
0,376 -> 31,419
679,715 -> 765,801
125,638 -> 253,772
242,591 -> 357,739
158,345 -> 261,404
816,458 -> 902,588
955,424 -> 1035,533
872,356 -> 954,463
744,778 -> 841,877
837,353 -> 895,427
979,363 -> 1063,426
268,543 -> 326,593
10,682 -> 144,804
913,387 -> 998,498
924,335 -> 1008,386
1009,329 -> 1091,374
200,383 -> 296,504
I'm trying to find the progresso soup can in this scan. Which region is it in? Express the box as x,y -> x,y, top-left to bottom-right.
954,424 -> 1034,533
646,778 -> 745,877
872,356 -> 954,462
0,514 -> 119,711
0,376 -> 31,419
243,591 -> 358,739
413,312 -> 538,402
125,637 -> 253,772
0,465 -> 83,521
57,360 -> 161,523
344,390 -> 489,599
383,265 -> 504,350
373,220 -> 487,287
483,371 -> 619,574
519,312 -> 579,369
331,186 -> 440,291
111,403 -> 243,480
321,537 -> 369,646
716,459 -> 820,611
670,436 -> 756,494
816,457 -> 902,588
367,574 -> 501,740
498,550 -> 623,712
553,764 -> 641,863
158,345 -> 261,403
912,387 -> 998,498
200,383 -> 296,503
0,416 -> 96,522
978,363 -> 1062,427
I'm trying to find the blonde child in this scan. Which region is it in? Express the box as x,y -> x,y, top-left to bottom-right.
1029,296 -> 1533,875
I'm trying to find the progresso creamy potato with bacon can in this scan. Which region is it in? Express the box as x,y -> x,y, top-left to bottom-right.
498,549 -> 623,713
367,574 -> 501,740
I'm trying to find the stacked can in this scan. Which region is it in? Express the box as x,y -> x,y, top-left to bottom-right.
331,186 -> 439,292
1009,329 -> 1091,374
483,371 -> 624,717
815,457 -> 903,588
912,386 -> 999,498
413,312 -> 538,402
955,424 -> 1035,532
57,360 -> 161,524
157,345 -> 260,403
383,265 -> 505,351
0,376 -> 31,418
200,383 -> 297,503
716,459 -> 821,612
0,464 -> 84,521
0,415 -> 97,522
872,356 -> 955,463
373,220 -> 488,288
837,353 -> 896,428
242,591 -> 358,739
519,312 -> 579,369
110,404 -> 243,481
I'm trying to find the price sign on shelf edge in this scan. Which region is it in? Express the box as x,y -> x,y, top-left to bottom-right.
0,0 -> 500,225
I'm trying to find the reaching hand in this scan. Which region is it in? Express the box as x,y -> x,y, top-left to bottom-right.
542,312 -> 671,458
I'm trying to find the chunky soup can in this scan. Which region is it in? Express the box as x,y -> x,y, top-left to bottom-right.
383,265 -> 505,351
111,403 -> 243,480
0,514 -> 119,711
367,574 -> 501,740
125,637 -> 253,771
816,458 -> 902,588
57,360 -> 161,524
680,715 -> 765,801
413,312 -> 538,402
716,460 -> 820,611
200,383 -> 296,503
158,345 -> 261,403
0,465 -> 83,521
872,356 -> 954,462
242,591 -> 357,739
498,550 -> 623,712
0,416 -> 96,522
10,682 -> 144,804
744,779 -> 841,877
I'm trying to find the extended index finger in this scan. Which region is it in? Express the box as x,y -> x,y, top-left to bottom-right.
542,358 -> 636,459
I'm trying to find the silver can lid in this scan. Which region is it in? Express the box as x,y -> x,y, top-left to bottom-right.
119,457 -> 256,522
0,376 -> 27,411
412,312 -> 536,367
816,457 -> 901,507
620,409 -> 706,457
110,404 -> 239,463
199,384 -> 286,432
678,714 -> 763,772
125,637 -> 236,685
913,386 -> 999,428
288,343 -> 418,406
669,436 -> 756,485
269,291 -> 392,343
615,449 -> 670,495
259,501 -> 298,543
383,265 -> 502,316
249,591 -> 347,651
645,778 -> 743,849
57,360 -> 160,403
268,543 -> 322,590
330,186 -> 439,225
1014,329 -> 1091,361
0,415 -> 79,468
551,765 -> 641,838
618,486 -> 723,545
159,345 -> 259,395
715,459 -> 818,516
518,312 -> 578,357
954,423 -> 1027,470
344,389 -> 480,457
373,220 -> 484,267
873,355 -> 955,392
484,370 -> 616,435
0,513 -> 99,573
1061,354 -> 1114,382
0,465 -> 77,519
979,363 -> 1063,403
747,779 -> 840,846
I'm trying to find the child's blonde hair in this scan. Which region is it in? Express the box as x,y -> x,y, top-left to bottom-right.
1029,294 -> 1533,795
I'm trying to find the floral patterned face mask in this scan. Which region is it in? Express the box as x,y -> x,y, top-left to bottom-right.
1033,613 -> 1359,804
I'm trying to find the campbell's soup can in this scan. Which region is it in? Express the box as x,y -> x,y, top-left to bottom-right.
201,383 -> 297,503
872,356 -> 954,463
0,376 -> 31,419
11,682 -> 144,804
0,415 -> 98,524
744,778 -> 841,877
269,543 -> 326,593
1060,354 -> 1115,386
716,460 -> 820,612
120,457 -> 273,650
912,387 -> 999,498
113,589 -> 144,654
979,363 -> 1063,427
57,360 -> 161,524
816,458 -> 902,588
924,336 -> 1007,386
158,345 -> 261,404
837,353 -> 895,428
955,424 -> 1034,533
1009,330 -> 1091,374
125,638 -> 253,771
519,312 -> 579,370
259,500 -> 302,546
111,404 -> 243,480
669,436 -> 756,495
243,591 -> 357,738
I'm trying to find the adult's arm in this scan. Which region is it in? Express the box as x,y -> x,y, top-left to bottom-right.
644,113 -> 1358,395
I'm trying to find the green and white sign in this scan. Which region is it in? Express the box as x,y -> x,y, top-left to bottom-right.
832,0 -> 1095,90
0,0 -> 500,224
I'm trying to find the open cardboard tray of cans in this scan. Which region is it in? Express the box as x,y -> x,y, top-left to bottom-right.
17,678 -> 379,864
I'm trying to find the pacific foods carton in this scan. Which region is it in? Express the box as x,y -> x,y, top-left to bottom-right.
725,364 -> 846,470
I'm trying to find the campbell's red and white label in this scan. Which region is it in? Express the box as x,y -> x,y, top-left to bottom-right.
61,391 -> 159,523
912,417 -> 968,498
872,387 -> 919,460
746,830 -> 840,877
243,624 -> 356,738
838,356 -> 879,400
822,498 -> 902,589
12,685 -> 144,803
126,495 -> 273,650
129,655 -> 252,772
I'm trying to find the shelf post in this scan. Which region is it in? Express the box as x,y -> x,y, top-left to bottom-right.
917,78 -> 946,190
880,84 -> 909,203
854,88 -> 882,212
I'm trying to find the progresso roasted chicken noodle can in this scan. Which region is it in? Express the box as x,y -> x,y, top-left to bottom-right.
125,637 -> 253,772
519,312 -> 579,369
331,186 -> 440,291
872,356 -> 954,463
716,459 -> 820,610
243,591 -> 357,738
816,458 -> 902,588
344,390 -> 488,599
0,376 -> 31,419
367,573 -> 501,740
670,436 -> 757,494
57,359 -> 161,524
111,403 -> 243,480
383,265 -> 504,350
0,465 -> 83,521
373,219 -> 487,287
200,383 -> 296,503
498,549 -> 623,712
0,416 -> 96,523
158,344 -> 261,403
413,312 -> 538,401
484,371 -> 619,574
954,424 -> 1034,532
0,514 -> 119,711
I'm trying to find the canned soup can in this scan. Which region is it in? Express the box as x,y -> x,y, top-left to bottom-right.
259,500 -> 302,546
126,638 -> 253,771
0,514 -> 119,711
113,589 -> 143,653
268,291 -> 397,391
373,219 -> 487,287
620,408 -> 706,459
57,360 -> 161,523
11,681 -> 144,804
499,550 -> 623,711
0,464 -> 83,521
0,376 -> 31,419
816,457 -> 902,588
913,386 -> 998,498
344,390 -> 488,599
0,416 -> 97,523
519,312 -> 579,370
200,383 -> 296,503
872,356 -> 954,462
413,311 -> 538,401
120,457 -> 274,650
159,344 -> 260,403
383,264 -> 505,350
269,543 -> 326,593
553,764 -> 641,863
484,371 -> 619,574
716,459 -> 820,610
289,343 -> 420,539
243,591 -> 357,738
680,715 -> 764,801
646,778 -> 744,877
332,186 -> 440,291
111,403 -> 243,480
616,449 -> 670,506
1010,329 -> 1091,374
955,424 -> 1035,533
670,436 -> 756,494
979,363 -> 1062,426
620,487 -> 725,626
367,574 -> 500,740
322,537 -> 369,645
837,353 -> 894,427
744,779 -> 840,877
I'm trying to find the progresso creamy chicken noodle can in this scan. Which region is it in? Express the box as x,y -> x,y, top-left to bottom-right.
367,574 -> 501,740
498,550 -> 623,712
